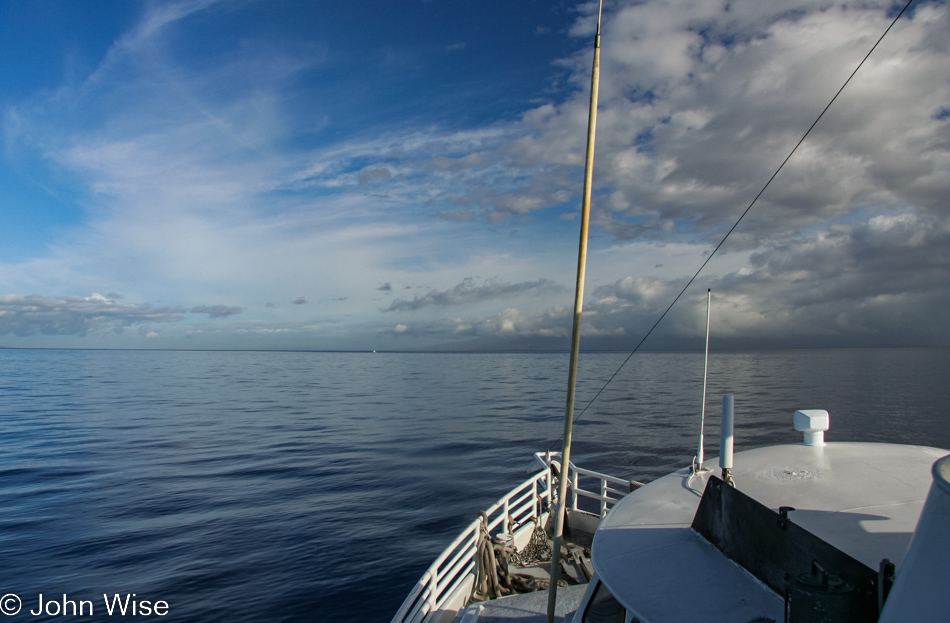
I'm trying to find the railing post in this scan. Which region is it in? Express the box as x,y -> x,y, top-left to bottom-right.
532,478 -> 539,521
503,498 -> 510,536
545,450 -> 552,506
572,468 -> 579,511
428,568 -> 438,617
600,478 -> 608,517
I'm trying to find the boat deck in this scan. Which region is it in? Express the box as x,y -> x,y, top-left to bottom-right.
456,585 -> 587,623
594,442 -> 946,623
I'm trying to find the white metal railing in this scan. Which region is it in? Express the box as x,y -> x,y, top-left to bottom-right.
569,462 -> 634,516
391,465 -> 552,623
391,453 -> 636,623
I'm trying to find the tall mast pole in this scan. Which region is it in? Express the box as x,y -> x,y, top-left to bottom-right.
547,2 -> 603,621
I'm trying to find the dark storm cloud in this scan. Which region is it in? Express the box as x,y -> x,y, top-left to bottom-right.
0,294 -> 181,337
190,305 -> 243,318
0,294 -> 244,338
384,277 -> 562,312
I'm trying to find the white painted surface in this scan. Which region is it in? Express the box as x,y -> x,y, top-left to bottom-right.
879,454 -> 950,623
591,442 -> 947,623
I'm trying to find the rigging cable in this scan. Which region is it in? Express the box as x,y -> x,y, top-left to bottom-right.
548,0 -> 917,450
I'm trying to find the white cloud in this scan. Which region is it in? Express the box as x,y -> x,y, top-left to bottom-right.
1,0 -> 947,349
0,293 -> 237,337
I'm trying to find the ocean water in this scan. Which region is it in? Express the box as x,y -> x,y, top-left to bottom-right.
0,348 -> 947,621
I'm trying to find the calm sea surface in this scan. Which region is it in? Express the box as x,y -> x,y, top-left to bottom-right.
0,348 -> 947,621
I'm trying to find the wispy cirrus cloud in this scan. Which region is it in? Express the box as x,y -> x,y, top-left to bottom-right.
434,210 -> 475,222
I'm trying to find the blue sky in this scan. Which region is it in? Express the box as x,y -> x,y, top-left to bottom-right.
1,0 -> 949,350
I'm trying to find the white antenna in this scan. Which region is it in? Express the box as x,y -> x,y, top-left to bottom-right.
693,289 -> 711,473
720,394 -> 735,486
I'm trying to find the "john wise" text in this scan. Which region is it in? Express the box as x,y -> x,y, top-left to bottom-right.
29,594 -> 169,616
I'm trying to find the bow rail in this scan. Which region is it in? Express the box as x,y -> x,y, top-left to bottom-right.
391,452 -> 633,623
